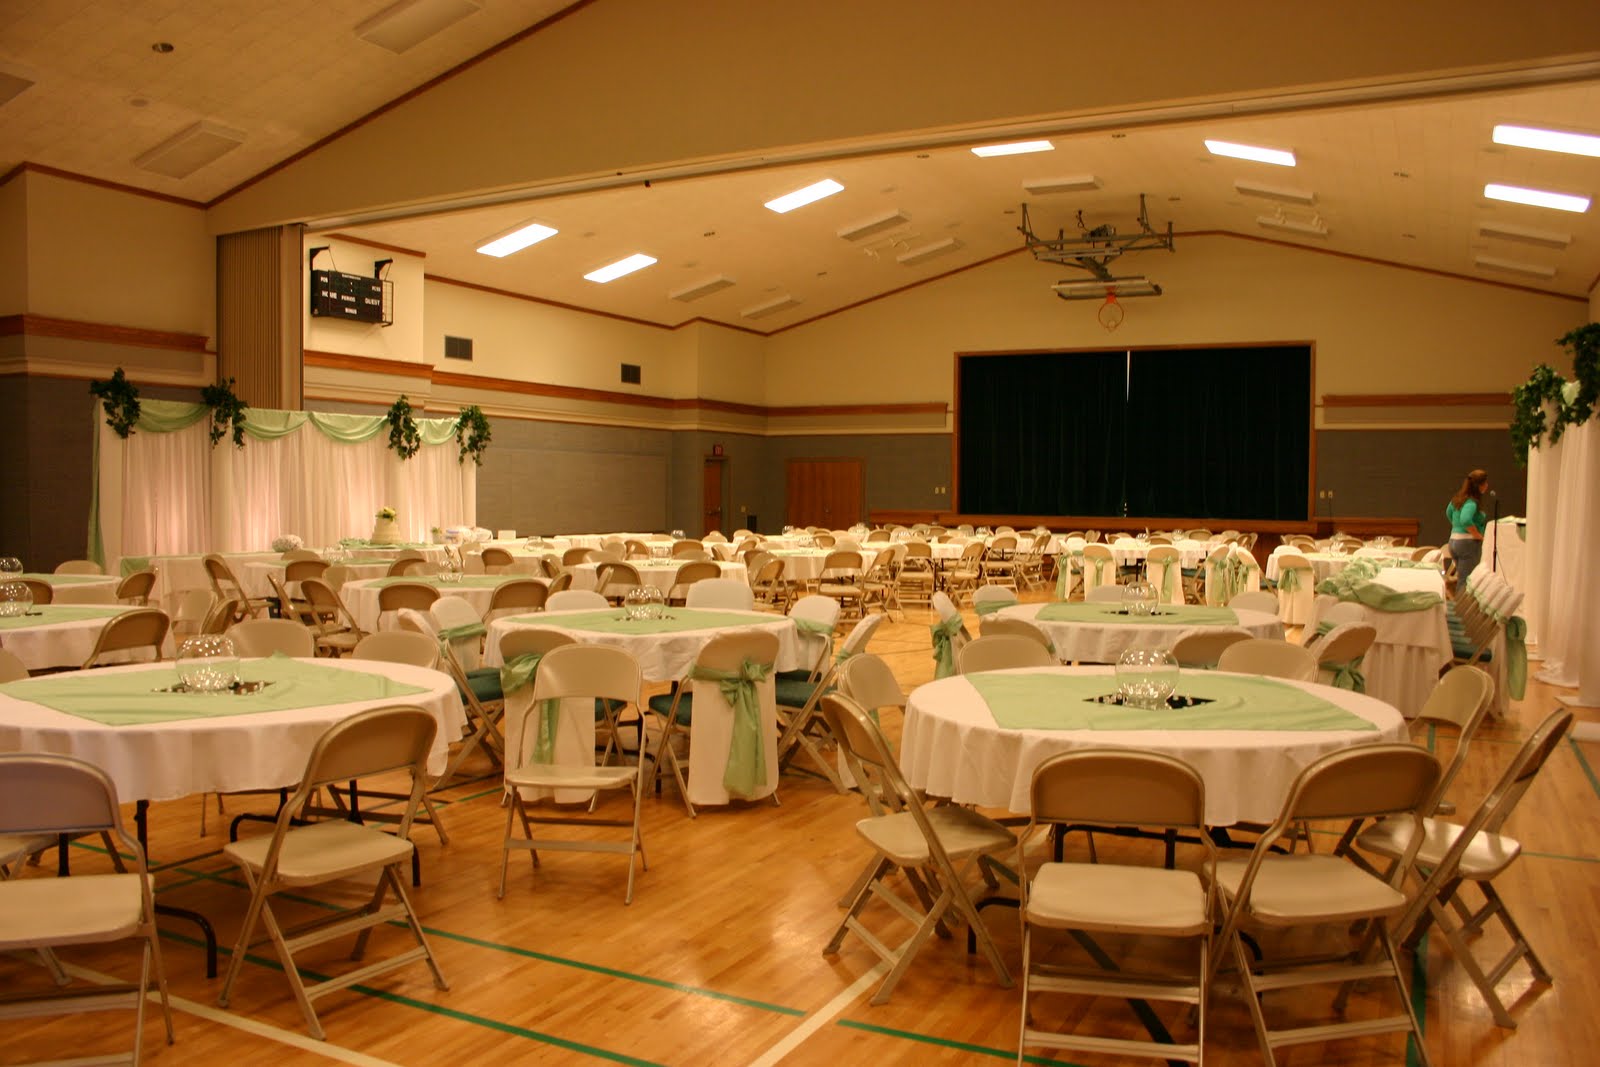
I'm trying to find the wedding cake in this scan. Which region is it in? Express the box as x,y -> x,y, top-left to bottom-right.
370,509 -> 402,544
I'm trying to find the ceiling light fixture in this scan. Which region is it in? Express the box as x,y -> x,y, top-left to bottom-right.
1484,183 -> 1590,213
1021,175 -> 1101,195
133,121 -> 247,178
1492,123 -> 1600,158
1474,255 -> 1556,278
356,0 -> 481,54
896,237 -> 962,266
741,295 -> 802,319
971,139 -> 1054,158
837,209 -> 911,241
670,275 -> 736,302
584,253 -> 657,283
1233,180 -> 1316,205
475,220 -> 558,258
1257,209 -> 1328,237
1205,139 -> 1296,167
1052,276 -> 1162,299
764,178 -> 843,214
1477,222 -> 1571,249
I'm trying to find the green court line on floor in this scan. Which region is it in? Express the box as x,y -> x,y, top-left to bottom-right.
1567,737 -> 1600,802
1408,930 -> 1430,1067
160,930 -> 667,1067
835,1018 -> 1082,1065
157,864 -> 804,1017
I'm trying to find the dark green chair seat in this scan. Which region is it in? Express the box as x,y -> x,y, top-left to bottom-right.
775,668 -> 817,683
463,666 -> 503,703
775,676 -> 830,708
647,692 -> 694,726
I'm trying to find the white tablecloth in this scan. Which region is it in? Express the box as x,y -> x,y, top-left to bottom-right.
1310,598 -> 1451,718
770,548 -> 883,582
569,560 -> 748,594
240,560 -> 391,599
25,573 -> 119,592
343,576 -> 534,632
997,603 -> 1283,663
900,666 -> 1406,825
487,608 -> 806,683
118,551 -> 280,615
0,658 -> 465,801
0,606 -> 141,671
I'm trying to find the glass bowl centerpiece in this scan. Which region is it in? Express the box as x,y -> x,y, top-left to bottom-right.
0,581 -> 33,618
624,584 -> 666,620
1115,647 -> 1179,709
176,634 -> 241,692
1121,579 -> 1159,616
0,557 -> 23,579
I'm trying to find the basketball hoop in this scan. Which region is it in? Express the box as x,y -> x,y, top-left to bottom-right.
1098,290 -> 1125,331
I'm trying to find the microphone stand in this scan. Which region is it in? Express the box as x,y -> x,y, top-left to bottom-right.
1490,492 -> 1500,573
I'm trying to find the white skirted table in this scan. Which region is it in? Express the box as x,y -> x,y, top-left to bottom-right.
996,602 -> 1283,664
900,666 -> 1406,825
569,559 -> 748,594
768,547 -> 884,583
116,551 -> 281,615
0,605 -> 140,671
1310,586 -> 1451,719
19,573 -> 120,600
487,607 -> 806,683
240,558 -> 392,599
342,574 -> 538,633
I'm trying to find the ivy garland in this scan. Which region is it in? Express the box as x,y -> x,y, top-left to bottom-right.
386,395 -> 421,460
201,377 -> 249,448
455,404 -> 491,465
88,368 -> 142,438
1510,323 -> 1600,467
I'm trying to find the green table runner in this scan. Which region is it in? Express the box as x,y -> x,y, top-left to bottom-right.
0,657 -> 430,726
1037,603 -> 1240,626
519,609 -> 775,635
20,573 -> 110,585
0,606 -> 129,631
966,671 -> 1376,732
367,575 -> 510,590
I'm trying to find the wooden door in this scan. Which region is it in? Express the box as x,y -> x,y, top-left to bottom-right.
785,459 -> 863,529
702,457 -> 725,535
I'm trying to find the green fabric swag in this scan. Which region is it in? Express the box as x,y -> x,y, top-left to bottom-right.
931,615 -> 963,679
688,658 -> 773,798
793,616 -> 835,638
1277,565 -> 1303,595
499,651 -> 562,765
1506,615 -> 1528,699
136,399 -> 209,433
1150,560 -> 1178,602
437,621 -> 487,643
1085,556 -> 1111,587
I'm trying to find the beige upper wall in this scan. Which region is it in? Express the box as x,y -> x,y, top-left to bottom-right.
208,0 -> 1600,233
0,178 -> 24,314
303,235 -> 425,363
21,172 -> 213,338
762,235 -> 1587,419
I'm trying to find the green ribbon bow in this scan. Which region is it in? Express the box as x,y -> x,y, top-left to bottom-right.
1506,615 -> 1528,699
1087,556 -> 1110,586
834,646 -> 859,665
1150,560 -> 1178,602
1326,656 -> 1367,693
1278,565 -> 1303,595
500,652 -> 562,765
688,658 -> 774,798
931,615 -> 963,679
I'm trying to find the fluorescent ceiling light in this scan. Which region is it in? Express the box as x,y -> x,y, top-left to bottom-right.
584,253 -> 657,283
475,220 -> 558,258
1022,175 -> 1100,195
356,0 -> 481,54
1234,180 -> 1316,205
837,209 -> 911,241
1477,222 -> 1570,250
741,295 -> 802,319
971,139 -> 1054,158
1474,255 -> 1556,279
764,178 -> 843,214
1493,124 -> 1600,159
1205,139 -> 1296,167
1257,211 -> 1327,237
133,120 -> 247,178
670,275 -> 736,302
1484,183 -> 1590,213
896,237 -> 963,265
1052,276 -> 1162,299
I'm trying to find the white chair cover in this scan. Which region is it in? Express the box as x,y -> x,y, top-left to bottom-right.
429,595 -> 484,671
687,670 -> 780,807
502,682 -> 599,805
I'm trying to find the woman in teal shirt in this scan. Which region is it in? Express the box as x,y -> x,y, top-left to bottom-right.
1446,468 -> 1489,587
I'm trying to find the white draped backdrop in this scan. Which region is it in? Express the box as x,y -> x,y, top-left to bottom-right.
1524,402 -> 1600,707
92,400 -> 476,567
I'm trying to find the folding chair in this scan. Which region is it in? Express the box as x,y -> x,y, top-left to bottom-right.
776,613 -> 884,791
115,569 -> 156,606
228,617 -> 316,658
0,754 -> 175,1066
957,633 -> 1055,674
398,608 -> 503,790
819,693 -> 1015,1004
218,706 -> 448,1038
299,577 -> 365,656
498,644 -> 649,903
1360,708 -> 1572,1028
82,608 -> 169,668
1215,638 -> 1317,682
486,577 -> 548,624
686,577 -> 755,610
1170,626 -> 1254,670
203,553 -> 272,620
1313,622 -> 1377,692
1017,749 -> 1215,1064
1209,744 -> 1441,1067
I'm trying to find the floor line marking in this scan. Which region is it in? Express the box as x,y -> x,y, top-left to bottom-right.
744,963 -> 887,1067
59,962 -> 405,1067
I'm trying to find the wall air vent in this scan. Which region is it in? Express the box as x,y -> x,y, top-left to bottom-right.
444,335 -> 473,360
621,363 -> 642,384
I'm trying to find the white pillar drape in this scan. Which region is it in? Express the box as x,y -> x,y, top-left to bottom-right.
1527,414 -> 1600,705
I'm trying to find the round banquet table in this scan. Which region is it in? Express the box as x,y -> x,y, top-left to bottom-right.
900,666 -> 1407,825
569,559 -> 748,593
487,607 -> 808,683
769,547 -> 883,583
997,602 -> 1283,663
240,558 -> 392,599
0,657 -> 465,802
0,605 -> 140,671
20,572 -> 119,593
342,574 -> 540,632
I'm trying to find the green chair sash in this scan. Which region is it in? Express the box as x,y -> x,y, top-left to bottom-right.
1325,656 -> 1367,693
1506,615 -> 1528,699
930,615 -> 963,679
974,598 -> 1014,616
438,621 -> 487,643
688,658 -> 774,798
499,651 -> 561,764
1278,565 -> 1303,595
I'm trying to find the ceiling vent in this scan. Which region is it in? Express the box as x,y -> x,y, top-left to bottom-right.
1477,222 -> 1571,250
133,121 -> 247,178
1474,255 -> 1555,279
896,237 -> 962,266
741,295 -> 801,320
1234,180 -> 1317,205
1021,175 -> 1101,196
670,275 -> 736,302
356,0 -> 481,54
837,209 -> 911,242
0,62 -> 35,108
